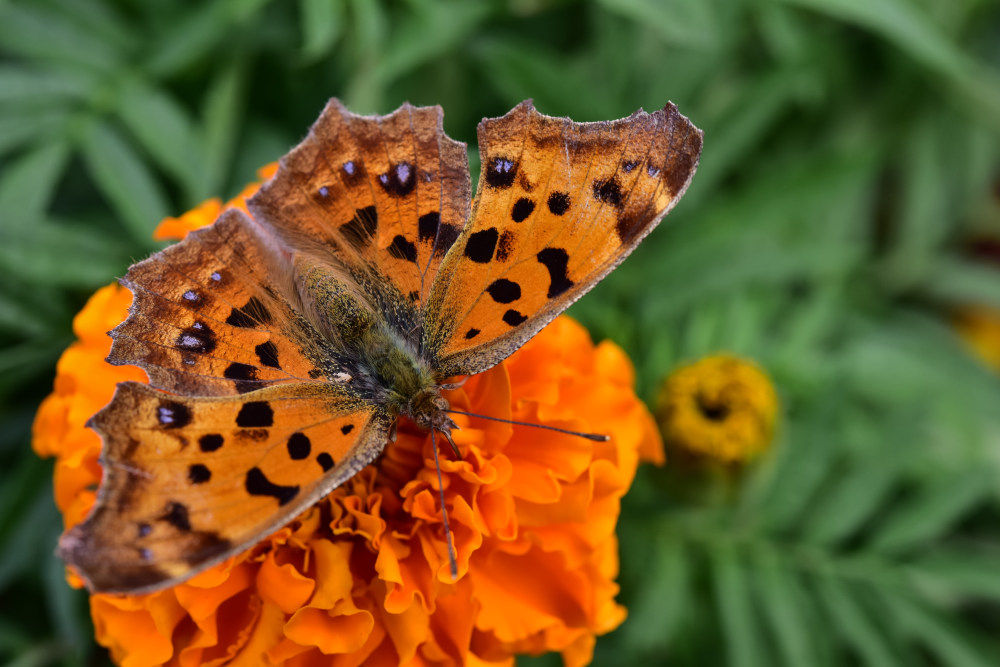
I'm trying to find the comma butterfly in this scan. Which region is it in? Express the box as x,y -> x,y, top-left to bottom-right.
58,99 -> 702,593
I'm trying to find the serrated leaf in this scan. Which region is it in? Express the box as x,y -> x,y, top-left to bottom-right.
0,141 -> 70,227
78,119 -> 169,247
116,79 -> 205,201
299,0 -> 343,62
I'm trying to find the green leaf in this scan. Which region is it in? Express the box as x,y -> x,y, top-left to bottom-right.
0,110 -> 69,157
815,576 -> 897,667
752,547 -> 818,666
780,0 -> 1000,122
0,141 -> 71,227
802,456 -> 898,547
621,531 -> 690,652
870,469 -> 994,555
116,79 -> 205,202
596,0 -> 720,50
0,3 -> 122,71
878,590 -> 995,667
78,119 -> 169,247
299,0 -> 343,62
201,59 -> 246,196
0,66 -> 94,107
145,0 -> 232,77
711,545 -> 769,667
0,219 -> 129,287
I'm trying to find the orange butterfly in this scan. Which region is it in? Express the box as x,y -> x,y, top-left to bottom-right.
58,99 -> 702,593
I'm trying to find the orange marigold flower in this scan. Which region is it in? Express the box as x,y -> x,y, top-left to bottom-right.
32,168 -> 663,666
656,354 -> 778,463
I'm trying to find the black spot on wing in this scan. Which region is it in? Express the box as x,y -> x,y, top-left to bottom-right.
487,279 -> 521,304
592,178 -> 624,208
317,452 -> 334,472
199,433 -> 223,452
255,341 -> 280,369
465,328 -> 480,339
245,467 -> 298,506
162,502 -> 191,531
418,212 -> 440,241
511,198 -> 535,222
464,228 -> 499,263
485,157 -> 517,189
236,401 -> 273,427
502,309 -> 527,326
547,191 -> 570,215
341,206 -> 378,249
537,248 -> 574,298
388,235 -> 417,263
224,362 -> 260,394
226,297 -> 272,328
341,423 -> 354,435
287,433 -> 311,460
188,464 -> 211,484
176,322 -> 216,353
378,162 -> 416,197
157,401 -> 191,428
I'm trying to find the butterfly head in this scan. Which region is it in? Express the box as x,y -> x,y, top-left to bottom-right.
406,386 -> 457,434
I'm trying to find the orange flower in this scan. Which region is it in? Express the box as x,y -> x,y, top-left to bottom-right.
33,166 -> 663,666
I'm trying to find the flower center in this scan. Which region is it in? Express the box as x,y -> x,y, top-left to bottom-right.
696,392 -> 730,421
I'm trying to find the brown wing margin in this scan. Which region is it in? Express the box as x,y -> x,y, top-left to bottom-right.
423,101 -> 703,376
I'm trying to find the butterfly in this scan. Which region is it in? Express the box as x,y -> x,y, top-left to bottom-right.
58,99 -> 702,593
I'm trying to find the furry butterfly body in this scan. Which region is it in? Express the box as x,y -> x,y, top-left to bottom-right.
59,99 -> 702,593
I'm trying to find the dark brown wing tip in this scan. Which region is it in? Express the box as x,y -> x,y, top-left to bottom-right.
58,523 -> 172,594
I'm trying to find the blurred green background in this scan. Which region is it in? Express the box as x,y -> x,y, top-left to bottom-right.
3,0 -> 1000,664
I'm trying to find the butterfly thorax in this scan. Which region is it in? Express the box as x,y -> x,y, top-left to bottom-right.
296,259 -> 452,434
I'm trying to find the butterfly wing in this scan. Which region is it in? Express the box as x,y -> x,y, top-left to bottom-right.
59,381 -> 389,593
64,207 -> 393,593
109,208 -> 350,396
247,100 -> 472,308
423,101 -> 702,376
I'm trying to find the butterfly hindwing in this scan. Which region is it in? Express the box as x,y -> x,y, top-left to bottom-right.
59,381 -> 389,593
423,101 -> 702,376
248,100 -> 472,307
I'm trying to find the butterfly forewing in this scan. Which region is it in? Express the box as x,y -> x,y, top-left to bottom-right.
248,101 -> 471,308
109,209 -> 349,396
423,101 -> 702,376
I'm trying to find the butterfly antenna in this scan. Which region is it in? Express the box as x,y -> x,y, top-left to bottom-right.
431,429 -> 459,580
447,409 -> 609,442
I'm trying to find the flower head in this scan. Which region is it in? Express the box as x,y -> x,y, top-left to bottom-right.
32,167 -> 663,666
655,354 -> 778,463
